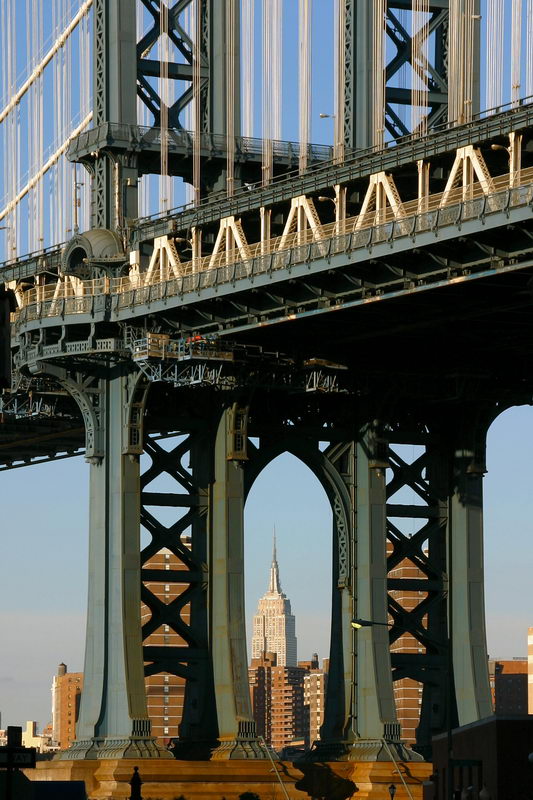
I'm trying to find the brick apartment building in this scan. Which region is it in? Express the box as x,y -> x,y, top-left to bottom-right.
53,544 -> 192,750
249,652 -> 327,753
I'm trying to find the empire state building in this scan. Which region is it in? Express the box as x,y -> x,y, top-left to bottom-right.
251,538 -> 297,667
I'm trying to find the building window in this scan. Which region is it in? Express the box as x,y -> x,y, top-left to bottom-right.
164,727 -> 169,735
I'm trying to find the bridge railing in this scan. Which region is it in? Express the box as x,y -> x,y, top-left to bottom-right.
14,170 -> 533,326
136,99 -> 533,231
69,122 -> 334,163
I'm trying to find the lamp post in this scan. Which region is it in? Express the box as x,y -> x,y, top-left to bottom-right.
388,784 -> 397,800
351,617 -> 391,630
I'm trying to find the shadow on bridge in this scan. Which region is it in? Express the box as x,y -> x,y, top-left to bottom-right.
292,762 -> 357,800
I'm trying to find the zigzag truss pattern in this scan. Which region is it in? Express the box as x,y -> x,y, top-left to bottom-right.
10,137 -> 527,313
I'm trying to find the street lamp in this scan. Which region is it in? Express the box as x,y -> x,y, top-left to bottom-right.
388,784 -> 397,800
351,617 -> 391,630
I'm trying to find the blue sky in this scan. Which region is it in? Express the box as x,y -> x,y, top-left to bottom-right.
1,405 -> 533,729
1,0 -> 533,730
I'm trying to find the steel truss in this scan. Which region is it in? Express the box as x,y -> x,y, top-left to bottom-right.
346,1 -> 467,148
384,415 -> 493,757
73,0 -> 240,229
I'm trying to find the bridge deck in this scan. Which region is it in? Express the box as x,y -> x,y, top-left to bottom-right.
2,102 -> 533,284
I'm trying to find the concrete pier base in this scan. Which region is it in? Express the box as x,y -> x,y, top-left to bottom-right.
26,757 -> 433,799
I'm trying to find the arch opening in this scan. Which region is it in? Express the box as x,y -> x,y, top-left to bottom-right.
245,451 -> 332,755
484,406 -> 533,682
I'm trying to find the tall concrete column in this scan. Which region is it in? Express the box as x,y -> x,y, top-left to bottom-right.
351,431 -> 399,754
64,370 -> 168,759
318,429 -> 415,761
449,448 -> 492,725
210,407 -> 262,757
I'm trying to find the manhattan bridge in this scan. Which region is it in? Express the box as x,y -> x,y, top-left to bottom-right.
1,0 -> 533,796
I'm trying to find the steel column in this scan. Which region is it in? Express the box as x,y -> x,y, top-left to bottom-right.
345,1 -> 452,148
92,0 -> 138,229
210,407 -> 261,756
449,447 -> 492,725
63,369 -> 167,759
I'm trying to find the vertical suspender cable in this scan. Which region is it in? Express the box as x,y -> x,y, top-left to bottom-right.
137,1 -> 149,216
226,0 -> 236,197
334,0 -> 345,161
412,0 -> 419,133
486,0 -> 504,113
511,0 -> 522,107
448,0 -> 460,123
183,2 -> 193,205
66,0 -> 73,236
193,0 -> 201,205
82,1 -> 91,230
372,0 -> 386,148
0,0 -> 4,260
7,0 -> 19,258
262,0 -> 282,185
26,0 -> 33,252
272,1 -> 282,148
242,0 -> 254,140
160,0 -> 170,213
37,0 -> 44,246
465,0 -> 475,122
52,0 -> 58,243
298,0 -> 311,174
398,6 -> 408,132
411,0 -> 429,136
261,0 -> 271,185
527,0 -> 533,101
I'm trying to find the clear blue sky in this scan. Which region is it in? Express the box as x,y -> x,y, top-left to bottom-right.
1,407 -> 533,729
2,0 -> 533,731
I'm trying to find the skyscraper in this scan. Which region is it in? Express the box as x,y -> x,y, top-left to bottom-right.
251,536 -> 297,666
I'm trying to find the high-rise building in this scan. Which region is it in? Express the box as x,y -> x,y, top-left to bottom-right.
141,545 -> 191,745
248,652 -> 328,753
387,550 -> 426,745
251,537 -> 297,666
249,653 -> 306,753
302,654 -> 328,745
488,658 -> 528,715
51,663 -> 83,750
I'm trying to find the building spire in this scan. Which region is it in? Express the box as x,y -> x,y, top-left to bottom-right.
269,529 -> 281,594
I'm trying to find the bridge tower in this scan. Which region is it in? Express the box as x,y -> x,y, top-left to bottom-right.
345,0 -> 480,148
18,0 -> 492,773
